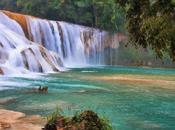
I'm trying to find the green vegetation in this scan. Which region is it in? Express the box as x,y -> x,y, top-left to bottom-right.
0,0 -> 174,61
44,108 -> 112,130
114,44 -> 174,67
117,0 -> 175,61
99,116 -> 113,130
45,107 -> 63,126
0,0 -> 125,32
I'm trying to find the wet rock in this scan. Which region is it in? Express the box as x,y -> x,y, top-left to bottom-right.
24,86 -> 48,94
0,68 -> 3,75
3,10 -> 30,38
39,46 -> 62,71
38,86 -> 48,93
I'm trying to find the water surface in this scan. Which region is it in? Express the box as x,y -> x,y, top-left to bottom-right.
0,66 -> 175,130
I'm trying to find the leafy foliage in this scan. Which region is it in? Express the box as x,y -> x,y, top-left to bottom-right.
1,0 -> 175,61
100,116 -> 113,130
45,109 -> 112,130
141,14 -> 175,60
117,0 -> 175,61
0,0 -> 126,32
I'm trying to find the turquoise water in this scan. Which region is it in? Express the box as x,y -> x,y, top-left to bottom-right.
0,66 -> 175,130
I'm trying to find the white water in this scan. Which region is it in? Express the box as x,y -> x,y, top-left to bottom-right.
0,16 -> 63,75
26,16 -> 115,67
0,12 -> 25,36
0,12 -> 119,75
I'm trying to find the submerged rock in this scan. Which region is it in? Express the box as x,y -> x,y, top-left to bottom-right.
24,86 -> 48,94
0,97 -> 16,105
44,110 -> 112,130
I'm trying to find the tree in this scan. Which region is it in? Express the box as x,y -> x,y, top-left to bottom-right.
0,0 -> 126,32
117,0 -> 175,61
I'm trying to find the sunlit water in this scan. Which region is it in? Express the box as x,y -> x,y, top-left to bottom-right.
0,66 -> 175,130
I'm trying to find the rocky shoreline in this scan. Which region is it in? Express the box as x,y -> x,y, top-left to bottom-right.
0,109 -> 45,130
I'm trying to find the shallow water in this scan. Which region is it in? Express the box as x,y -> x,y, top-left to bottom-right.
0,66 -> 175,130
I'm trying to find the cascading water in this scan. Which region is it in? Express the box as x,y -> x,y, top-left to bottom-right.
0,10 -> 120,75
26,16 -> 111,67
0,13 -> 63,75
0,12 -> 25,36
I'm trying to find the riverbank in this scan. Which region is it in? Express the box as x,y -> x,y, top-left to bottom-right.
0,109 -> 45,130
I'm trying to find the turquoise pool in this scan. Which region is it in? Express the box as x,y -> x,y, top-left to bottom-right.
0,66 -> 175,130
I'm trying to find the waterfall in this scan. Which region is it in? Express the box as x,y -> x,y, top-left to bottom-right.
26,16 -> 110,67
0,12 -> 25,36
0,13 -> 63,75
0,11 -> 120,75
